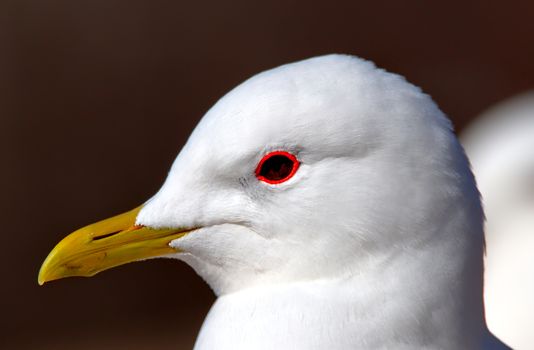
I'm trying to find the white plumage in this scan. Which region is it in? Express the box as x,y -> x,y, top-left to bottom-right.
462,91 -> 534,350
134,55 -> 507,349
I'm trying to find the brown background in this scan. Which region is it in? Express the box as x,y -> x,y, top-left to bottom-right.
2,1 -> 534,349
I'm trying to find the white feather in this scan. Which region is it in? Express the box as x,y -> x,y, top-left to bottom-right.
136,55 -> 505,349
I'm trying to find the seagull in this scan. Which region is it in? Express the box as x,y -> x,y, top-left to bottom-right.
461,91 -> 534,350
39,54 -> 509,349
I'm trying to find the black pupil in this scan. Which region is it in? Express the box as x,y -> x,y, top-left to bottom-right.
259,155 -> 294,181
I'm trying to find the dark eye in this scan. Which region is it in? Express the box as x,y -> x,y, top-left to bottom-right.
255,151 -> 300,184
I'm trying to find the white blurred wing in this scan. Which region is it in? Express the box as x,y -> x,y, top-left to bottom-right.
462,91 -> 534,350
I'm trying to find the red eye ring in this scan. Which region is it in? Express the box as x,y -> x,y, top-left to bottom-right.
255,151 -> 300,184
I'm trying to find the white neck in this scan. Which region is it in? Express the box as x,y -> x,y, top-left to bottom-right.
194,236 -> 487,350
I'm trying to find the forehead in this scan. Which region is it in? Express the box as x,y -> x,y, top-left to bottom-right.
184,56 -> 420,161
175,55 -> 446,177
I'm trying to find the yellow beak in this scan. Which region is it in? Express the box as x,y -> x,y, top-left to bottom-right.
38,206 -> 191,285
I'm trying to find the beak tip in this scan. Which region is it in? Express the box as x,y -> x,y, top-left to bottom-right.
38,267 -> 49,286
37,273 -> 46,286
38,254 -> 54,286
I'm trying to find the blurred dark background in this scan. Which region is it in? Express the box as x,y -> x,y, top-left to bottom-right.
2,0 -> 533,349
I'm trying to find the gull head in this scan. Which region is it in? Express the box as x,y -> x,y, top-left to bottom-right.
40,55 -> 483,300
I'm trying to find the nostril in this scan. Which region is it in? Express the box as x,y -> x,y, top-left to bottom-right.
92,225 -> 144,241
93,231 -> 121,241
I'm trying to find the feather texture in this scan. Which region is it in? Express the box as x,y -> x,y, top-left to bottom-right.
135,55 -> 507,349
